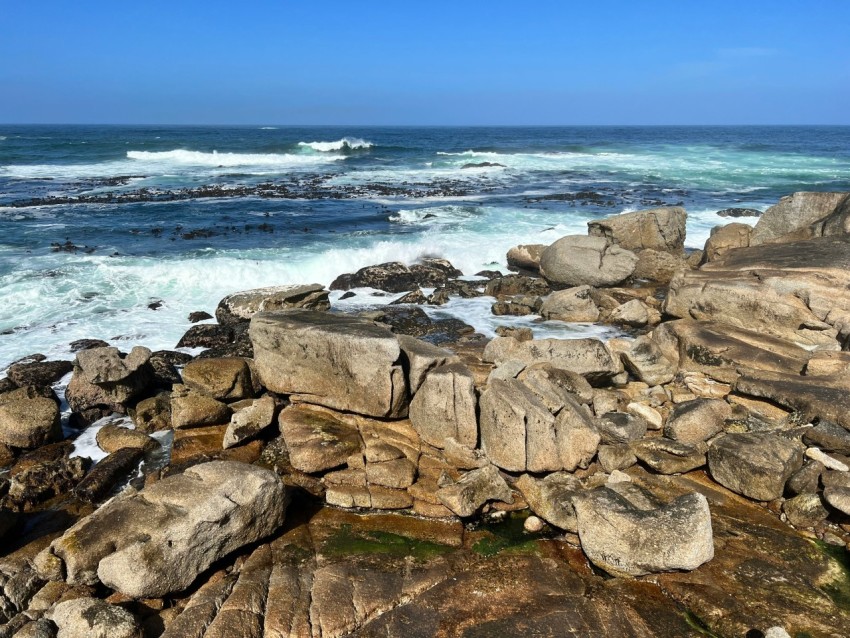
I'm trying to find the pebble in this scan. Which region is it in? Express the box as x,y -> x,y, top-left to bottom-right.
524,515 -> 545,533
764,628 -> 791,638
806,447 -> 849,472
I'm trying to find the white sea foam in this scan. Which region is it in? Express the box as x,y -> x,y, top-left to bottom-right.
127,149 -> 344,167
298,138 -> 373,152
260,126 -> 278,130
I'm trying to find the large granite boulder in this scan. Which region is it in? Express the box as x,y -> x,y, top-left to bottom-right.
181,357 -> 260,401
0,397 -> 60,449
35,461 -> 286,598
6,359 -> 73,390
278,404 -> 362,473
539,286 -> 600,322
409,363 -> 477,449
587,206 -> 687,253
539,235 -> 638,288
707,432 -> 805,501
215,283 -> 330,325
703,223 -> 752,262
750,191 -> 849,245
65,346 -> 154,422
506,244 -> 546,273
250,310 -> 408,418
483,337 -> 621,385
665,236 -> 850,348
573,485 -> 714,577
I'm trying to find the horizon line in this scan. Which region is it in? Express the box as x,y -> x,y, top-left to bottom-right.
2,122 -> 850,128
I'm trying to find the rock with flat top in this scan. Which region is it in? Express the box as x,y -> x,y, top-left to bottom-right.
397,335 -> 458,393
539,286 -> 600,322
0,397 -> 60,449
573,486 -> 714,577
409,363 -> 477,449
278,405 -> 362,473
35,461 -> 286,598
216,283 -> 330,325
250,310 -> 408,418
664,398 -> 731,445
587,207 -> 687,253
483,337 -> 621,385
181,357 -> 261,401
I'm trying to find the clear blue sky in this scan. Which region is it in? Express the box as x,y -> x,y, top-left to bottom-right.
1,0 -> 848,125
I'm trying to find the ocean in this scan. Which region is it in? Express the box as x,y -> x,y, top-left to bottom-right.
1,125 -> 849,369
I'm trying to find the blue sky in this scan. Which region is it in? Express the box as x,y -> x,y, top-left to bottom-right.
1,0 -> 848,124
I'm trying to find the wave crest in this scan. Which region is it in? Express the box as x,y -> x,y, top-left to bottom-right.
298,137 -> 373,152
126,149 -> 344,167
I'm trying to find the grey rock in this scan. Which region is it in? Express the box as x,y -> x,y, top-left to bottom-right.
803,420 -> 850,455
751,191 -> 849,245
609,299 -> 661,327
170,384 -> 232,429
250,310 -> 408,418
621,335 -> 676,386
0,397 -> 60,449
397,335 -> 458,394
782,493 -> 829,527
573,486 -> 714,577
703,223 -> 752,262
180,357 -> 260,401
786,460 -> 824,496
435,464 -> 512,517
223,395 -> 277,449
664,399 -> 731,445
539,286 -> 599,322
598,444 -> 637,473
36,461 -> 286,598
707,432 -> 805,501
597,411 -> 647,445
278,405 -> 362,473
483,337 -> 621,385
507,244 -> 547,273
215,283 -> 330,325
409,363 -> 477,449
631,438 -> 707,474
539,235 -> 638,288
587,206 -> 687,253
48,597 -> 140,638
515,472 -> 584,532
823,486 -> 850,515
516,363 -> 594,412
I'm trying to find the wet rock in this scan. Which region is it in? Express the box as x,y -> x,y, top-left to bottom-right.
4,442 -> 89,510
188,310 -> 213,323
278,405 -> 362,473
250,310 -> 408,418
6,360 -> 72,390
573,486 -> 714,576
597,411 -> 647,445
587,206 -> 687,253
47,597 -> 140,638
539,286 -> 600,322
782,493 -> 828,527
147,351 -> 183,388
371,305 -> 476,345
409,363 -> 477,449
483,337 -> 621,385
397,335 -> 458,394
506,244 -> 546,273
170,385 -> 232,429
176,323 -> 234,349
129,393 -> 172,433
490,295 -> 542,316
0,397 -> 60,449
750,191 -> 849,245
708,432 -> 805,501
181,357 -> 260,401
215,283 -> 330,325
95,422 -> 158,453
330,260 -> 460,293
703,222 -> 752,262
484,274 -> 550,298
36,461 -> 286,598
620,335 -> 676,386
69,339 -> 109,353
223,395 -> 278,449
539,235 -> 638,288
664,398 -> 731,444
717,207 -> 762,218
73,447 -> 145,503
435,464 -> 512,517
391,288 -> 428,305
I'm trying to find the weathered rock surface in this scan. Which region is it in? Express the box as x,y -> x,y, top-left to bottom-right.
664,398 -> 731,444
435,464 -> 512,517
573,486 -> 713,577
278,405 -> 362,474
703,222 -> 752,262
539,286 -> 600,322
73,446 -> 144,503
0,397 -> 60,449
506,243 -> 546,273
6,359 -> 72,390
47,597 -> 140,638
181,357 -> 260,401
750,191 -> 849,245
170,384 -> 232,429
330,260 -> 461,293
36,461 -> 286,598
250,310 -> 408,418
539,235 -> 639,288
621,335 -> 676,386
483,336 -> 621,385
409,363 -> 477,449
515,472 -> 586,532
587,206 -> 687,253
95,422 -> 158,453
397,335 -> 458,394
223,395 -> 278,449
632,248 -> 688,284
665,236 -> 850,348
609,298 -> 661,327
215,283 -> 330,325
707,432 -> 805,501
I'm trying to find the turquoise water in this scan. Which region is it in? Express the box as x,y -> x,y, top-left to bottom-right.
1,125 -> 849,368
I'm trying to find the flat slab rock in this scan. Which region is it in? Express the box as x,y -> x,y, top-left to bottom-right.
35,461 -> 287,598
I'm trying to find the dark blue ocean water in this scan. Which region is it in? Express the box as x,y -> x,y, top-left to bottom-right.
1,125 -> 849,367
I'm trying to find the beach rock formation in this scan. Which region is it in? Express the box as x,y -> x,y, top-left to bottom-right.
215,283 -> 330,325
587,206 -> 687,253
539,235 -> 639,288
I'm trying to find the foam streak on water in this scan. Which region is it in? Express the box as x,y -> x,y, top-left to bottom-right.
1,125 -> 848,368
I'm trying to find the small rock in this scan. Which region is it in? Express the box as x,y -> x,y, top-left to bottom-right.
627,402 -> 662,430
188,311 -> 213,323
597,411 -> 647,445
436,464 -> 513,517
524,515 -> 545,533
0,397 -> 61,449
806,447 -> 849,472
782,493 -> 829,527
664,398 -> 731,444
48,597 -> 140,638
96,422 -> 159,453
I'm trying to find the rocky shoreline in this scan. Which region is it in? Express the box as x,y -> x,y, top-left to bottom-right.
1,191 -> 850,636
